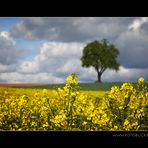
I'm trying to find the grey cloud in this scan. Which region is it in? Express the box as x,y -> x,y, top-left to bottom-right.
0,64 -> 17,72
0,31 -> 26,83
2,17 -> 148,83
115,30 -> 148,69
140,21 -> 148,35
0,46 -> 22,65
0,31 -> 23,65
11,17 -> 136,42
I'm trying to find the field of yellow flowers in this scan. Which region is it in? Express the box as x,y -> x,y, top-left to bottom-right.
0,74 -> 148,131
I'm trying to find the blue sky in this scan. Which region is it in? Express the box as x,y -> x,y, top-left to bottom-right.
0,17 -> 20,30
0,17 -> 148,83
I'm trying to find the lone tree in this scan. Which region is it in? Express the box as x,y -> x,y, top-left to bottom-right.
81,39 -> 120,83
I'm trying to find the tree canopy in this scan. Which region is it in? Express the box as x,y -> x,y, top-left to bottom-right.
81,39 -> 120,83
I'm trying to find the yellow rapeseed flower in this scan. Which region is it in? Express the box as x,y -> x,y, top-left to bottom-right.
138,77 -> 144,85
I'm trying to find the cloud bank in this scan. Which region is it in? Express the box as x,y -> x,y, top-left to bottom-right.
0,17 -> 148,83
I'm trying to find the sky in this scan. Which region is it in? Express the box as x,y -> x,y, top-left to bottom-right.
0,17 -> 148,83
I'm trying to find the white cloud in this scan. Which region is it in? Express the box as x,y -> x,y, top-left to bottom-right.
0,72 -> 64,83
0,31 -> 16,45
56,58 -> 81,73
103,66 -> 148,82
128,17 -> 148,32
14,39 -> 148,83
16,41 -> 99,83
40,42 -> 84,58
19,42 -> 85,74
19,61 -> 39,74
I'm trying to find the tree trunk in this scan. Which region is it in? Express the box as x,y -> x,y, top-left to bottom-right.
97,71 -> 102,83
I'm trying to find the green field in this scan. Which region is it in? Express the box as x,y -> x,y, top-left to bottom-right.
3,82 -> 148,91
6,82 -> 122,90
6,82 -> 136,90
